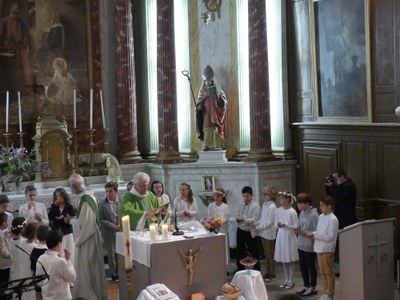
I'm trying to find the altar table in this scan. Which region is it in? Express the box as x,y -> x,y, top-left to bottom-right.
116,230 -> 227,299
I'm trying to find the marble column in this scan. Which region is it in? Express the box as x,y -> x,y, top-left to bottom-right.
246,0 -> 274,161
155,0 -> 182,163
114,0 -> 142,163
267,0 -> 293,159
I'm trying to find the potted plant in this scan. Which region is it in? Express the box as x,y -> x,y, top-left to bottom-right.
0,145 -> 52,191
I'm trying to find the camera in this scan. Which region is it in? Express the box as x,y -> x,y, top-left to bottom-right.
325,174 -> 334,183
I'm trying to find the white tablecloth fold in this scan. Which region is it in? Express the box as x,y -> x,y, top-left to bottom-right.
231,270 -> 268,300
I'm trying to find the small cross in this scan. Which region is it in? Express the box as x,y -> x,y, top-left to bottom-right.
125,239 -> 131,256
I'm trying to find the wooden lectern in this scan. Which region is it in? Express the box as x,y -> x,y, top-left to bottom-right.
339,218 -> 395,300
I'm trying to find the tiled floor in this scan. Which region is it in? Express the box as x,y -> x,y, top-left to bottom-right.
106,259 -> 400,300
225,261 -> 339,300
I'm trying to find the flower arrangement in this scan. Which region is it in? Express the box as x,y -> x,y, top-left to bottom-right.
0,145 -> 52,187
201,216 -> 224,233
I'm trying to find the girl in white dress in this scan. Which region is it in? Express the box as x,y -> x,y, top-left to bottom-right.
207,188 -> 229,233
9,217 -> 26,282
173,183 -> 198,223
208,188 -> 230,261
274,191 -> 299,289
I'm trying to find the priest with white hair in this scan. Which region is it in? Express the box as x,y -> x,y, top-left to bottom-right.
69,174 -> 107,300
120,172 -> 166,230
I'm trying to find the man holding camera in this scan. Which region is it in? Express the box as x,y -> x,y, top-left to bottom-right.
325,168 -> 357,274
325,168 -> 357,230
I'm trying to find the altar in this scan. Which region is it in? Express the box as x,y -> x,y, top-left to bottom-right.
116,230 -> 227,299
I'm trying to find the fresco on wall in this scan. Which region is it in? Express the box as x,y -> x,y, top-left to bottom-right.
0,0 -> 89,126
313,0 -> 370,118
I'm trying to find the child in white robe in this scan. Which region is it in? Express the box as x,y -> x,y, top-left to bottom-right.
36,229 -> 76,300
274,191 -> 299,289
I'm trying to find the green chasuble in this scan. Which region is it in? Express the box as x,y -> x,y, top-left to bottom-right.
120,191 -> 163,230
77,194 -> 100,225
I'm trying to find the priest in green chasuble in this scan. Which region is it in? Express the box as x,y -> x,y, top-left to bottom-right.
69,174 -> 107,300
120,172 -> 166,230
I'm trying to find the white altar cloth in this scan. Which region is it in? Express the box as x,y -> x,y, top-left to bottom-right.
116,229 -> 221,267
232,270 -> 268,300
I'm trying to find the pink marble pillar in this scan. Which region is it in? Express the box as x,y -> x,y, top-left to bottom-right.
115,0 -> 142,163
155,0 -> 182,163
247,0 -> 274,161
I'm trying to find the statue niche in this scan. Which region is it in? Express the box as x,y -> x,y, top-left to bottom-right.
32,116 -> 72,181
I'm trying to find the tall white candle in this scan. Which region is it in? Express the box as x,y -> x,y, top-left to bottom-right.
89,89 -> 93,129
122,215 -> 133,268
149,224 -> 157,241
161,224 -> 168,241
99,90 -> 106,129
17,91 -> 22,132
5,91 -> 9,133
73,89 -> 77,129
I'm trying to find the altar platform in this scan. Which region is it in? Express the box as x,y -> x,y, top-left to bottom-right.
116,229 -> 227,299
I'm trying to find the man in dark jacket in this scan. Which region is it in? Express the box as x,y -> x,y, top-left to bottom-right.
325,168 -> 358,229
325,168 -> 357,269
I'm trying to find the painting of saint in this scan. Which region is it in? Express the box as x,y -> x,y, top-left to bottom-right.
0,0 -> 89,124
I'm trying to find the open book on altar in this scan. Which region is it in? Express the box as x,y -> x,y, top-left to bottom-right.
146,283 -> 180,300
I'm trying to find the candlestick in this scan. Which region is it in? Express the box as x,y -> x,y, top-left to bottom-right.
73,89 -> 77,129
88,128 -> 98,176
122,215 -> 133,269
73,128 -> 81,174
17,132 -> 24,148
5,91 -> 9,133
17,91 -> 22,132
103,127 -> 110,153
149,224 -> 157,241
3,132 -> 11,148
172,208 -> 184,236
100,90 -> 106,129
89,89 -> 93,129
122,266 -> 134,298
162,224 -> 169,241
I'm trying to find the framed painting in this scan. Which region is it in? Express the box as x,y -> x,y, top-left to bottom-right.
201,176 -> 215,192
0,0 -> 93,125
311,0 -> 371,120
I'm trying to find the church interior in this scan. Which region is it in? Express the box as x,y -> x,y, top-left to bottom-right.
1,0 -> 400,299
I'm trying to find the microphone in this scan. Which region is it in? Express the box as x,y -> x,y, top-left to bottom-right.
172,208 -> 184,236
15,245 -> 49,282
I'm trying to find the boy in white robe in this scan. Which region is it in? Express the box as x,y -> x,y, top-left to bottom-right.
37,229 -> 75,300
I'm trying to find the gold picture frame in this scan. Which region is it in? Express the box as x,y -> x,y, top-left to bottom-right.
310,0 -> 372,121
201,176 -> 215,192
